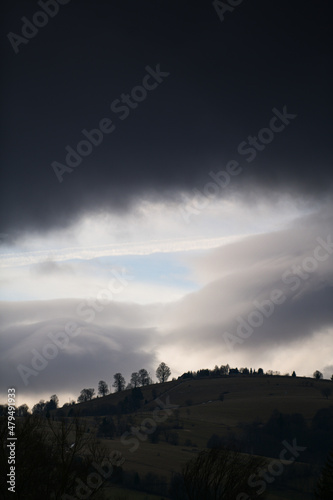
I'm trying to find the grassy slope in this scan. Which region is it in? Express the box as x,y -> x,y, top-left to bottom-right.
64,376 -> 333,499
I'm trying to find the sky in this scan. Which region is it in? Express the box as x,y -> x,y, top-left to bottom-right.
0,0 -> 332,409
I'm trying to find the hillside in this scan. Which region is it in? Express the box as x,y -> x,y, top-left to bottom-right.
63,374 -> 332,426
56,374 -> 333,499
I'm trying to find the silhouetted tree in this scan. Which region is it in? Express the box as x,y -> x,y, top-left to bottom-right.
0,405 -> 7,417
156,362 -> 171,383
17,404 -> 29,417
213,365 -> 220,376
77,388 -> 95,402
314,370 -> 323,380
220,364 -> 229,375
113,372 -> 126,392
130,372 -> 140,388
98,380 -> 109,397
50,394 -> 59,407
138,368 -> 151,386
292,371 -> 296,377
32,400 -> 46,415
258,367 -> 264,375
45,394 -> 59,412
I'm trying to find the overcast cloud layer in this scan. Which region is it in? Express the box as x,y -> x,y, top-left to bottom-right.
1,1 -> 332,238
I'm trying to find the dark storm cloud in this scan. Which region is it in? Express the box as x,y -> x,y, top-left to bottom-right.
0,0 -> 332,237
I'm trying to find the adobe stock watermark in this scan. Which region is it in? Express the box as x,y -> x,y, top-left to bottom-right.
179,106 -> 297,223
17,268 -> 133,386
7,0 -> 71,55
237,438 -> 306,500
223,235 -> 333,351
120,396 -> 179,453
213,0 -> 244,23
51,64 -> 170,183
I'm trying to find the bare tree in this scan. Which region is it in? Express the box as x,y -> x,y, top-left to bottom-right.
156,362 -> 171,383
113,372 -> 126,392
0,414 -> 122,499
182,446 -> 267,499
98,380 -> 109,397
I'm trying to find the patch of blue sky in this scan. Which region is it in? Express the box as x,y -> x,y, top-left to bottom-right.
86,252 -> 199,292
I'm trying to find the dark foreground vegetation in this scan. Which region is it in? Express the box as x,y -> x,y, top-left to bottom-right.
1,368 -> 333,499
